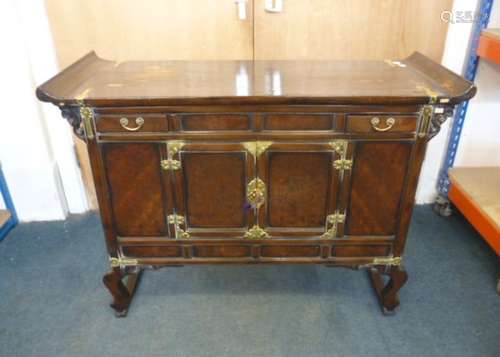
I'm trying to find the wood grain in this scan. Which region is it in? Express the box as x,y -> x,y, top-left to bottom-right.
45,0 -> 254,66
254,0 -> 452,61
0,210 -> 11,228
347,142 -> 411,236
103,143 -> 168,236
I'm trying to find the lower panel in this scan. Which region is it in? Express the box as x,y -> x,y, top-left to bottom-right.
120,241 -> 392,262
121,246 -> 182,257
193,245 -> 251,258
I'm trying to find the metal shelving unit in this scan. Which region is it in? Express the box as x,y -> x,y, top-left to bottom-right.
435,0 -> 495,212
0,163 -> 18,241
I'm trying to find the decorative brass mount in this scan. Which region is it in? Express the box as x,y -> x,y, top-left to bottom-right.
78,101 -> 94,140
333,159 -> 352,170
321,212 -> 345,239
244,225 -> 270,239
167,140 -> 185,155
329,140 -> 352,173
161,140 -> 185,171
243,141 -> 273,158
168,214 -> 190,239
110,257 -> 139,268
247,178 -> 266,208
372,256 -> 403,266
418,105 -> 433,138
330,139 -> 348,155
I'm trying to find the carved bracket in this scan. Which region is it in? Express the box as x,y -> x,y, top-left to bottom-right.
59,103 -> 95,141
427,105 -> 455,141
60,105 -> 86,140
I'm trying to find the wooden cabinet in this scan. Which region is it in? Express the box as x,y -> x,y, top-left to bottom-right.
37,51 -> 475,316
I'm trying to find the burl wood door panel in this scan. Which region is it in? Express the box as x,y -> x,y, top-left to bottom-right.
258,143 -> 338,237
102,143 -> 171,237
346,142 -> 412,236
174,143 -> 255,238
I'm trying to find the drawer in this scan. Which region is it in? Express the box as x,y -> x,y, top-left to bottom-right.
263,113 -> 335,131
179,113 -> 251,131
96,114 -> 168,132
346,115 -> 417,133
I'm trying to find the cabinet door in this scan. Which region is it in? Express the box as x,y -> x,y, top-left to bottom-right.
170,142 -> 255,238
345,142 -> 412,237
254,0 -> 451,62
102,143 -> 173,238
255,142 -> 344,238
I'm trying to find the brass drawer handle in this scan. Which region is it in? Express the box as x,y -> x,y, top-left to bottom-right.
370,117 -> 395,132
119,117 -> 145,131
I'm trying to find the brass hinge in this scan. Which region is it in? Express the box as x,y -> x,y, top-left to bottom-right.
333,159 -> 353,170
244,225 -> 270,239
109,257 -> 139,268
161,159 -> 181,171
418,105 -> 433,138
330,140 -> 352,174
321,212 -> 345,239
329,140 -> 348,155
167,140 -> 185,155
372,256 -> 403,266
243,141 -> 273,158
77,101 -> 94,140
161,140 -> 185,171
168,214 -> 190,239
247,178 -> 266,208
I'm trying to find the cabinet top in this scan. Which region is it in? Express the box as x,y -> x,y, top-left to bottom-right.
37,51 -> 475,107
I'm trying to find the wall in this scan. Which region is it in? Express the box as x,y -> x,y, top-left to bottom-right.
0,0 -> 87,221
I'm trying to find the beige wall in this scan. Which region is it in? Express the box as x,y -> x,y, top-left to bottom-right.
45,0 -> 254,68
254,0 -> 453,61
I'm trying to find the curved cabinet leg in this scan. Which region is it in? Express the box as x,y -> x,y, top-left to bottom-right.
368,265 -> 408,315
103,268 -> 143,317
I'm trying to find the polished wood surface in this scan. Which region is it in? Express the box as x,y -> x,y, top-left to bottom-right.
37,52 -> 475,106
36,52 -> 475,316
347,142 -> 412,236
103,143 -> 168,237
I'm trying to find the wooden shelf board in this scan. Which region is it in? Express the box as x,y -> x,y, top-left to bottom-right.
482,28 -> 500,41
449,167 -> 500,255
0,209 -> 12,228
477,29 -> 500,65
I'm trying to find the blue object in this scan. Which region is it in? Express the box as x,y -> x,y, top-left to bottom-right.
437,0 -> 495,196
0,163 -> 18,241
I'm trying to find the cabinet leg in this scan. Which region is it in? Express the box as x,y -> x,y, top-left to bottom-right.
103,268 -> 143,317
368,265 -> 408,315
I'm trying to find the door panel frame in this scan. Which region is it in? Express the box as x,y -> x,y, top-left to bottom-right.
257,142 -> 341,237
173,142 -> 256,238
